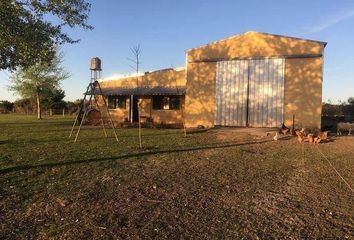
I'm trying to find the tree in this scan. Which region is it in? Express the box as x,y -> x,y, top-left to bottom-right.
0,0 -> 92,71
13,98 -> 34,114
42,88 -> 66,114
9,51 -> 69,119
128,45 -> 143,148
0,100 -> 14,113
66,99 -> 82,115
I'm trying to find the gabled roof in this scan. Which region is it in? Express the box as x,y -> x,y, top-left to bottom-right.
186,31 -> 327,52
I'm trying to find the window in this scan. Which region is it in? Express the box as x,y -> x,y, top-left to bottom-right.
117,96 -> 126,109
170,96 -> 181,110
107,96 -> 115,109
107,96 -> 126,109
152,96 -> 181,110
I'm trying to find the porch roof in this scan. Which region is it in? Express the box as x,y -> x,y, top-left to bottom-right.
94,86 -> 186,96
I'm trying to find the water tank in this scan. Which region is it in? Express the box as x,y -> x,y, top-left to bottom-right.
90,57 -> 102,71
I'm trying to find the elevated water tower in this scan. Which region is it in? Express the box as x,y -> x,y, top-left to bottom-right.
90,57 -> 102,83
68,57 -> 118,142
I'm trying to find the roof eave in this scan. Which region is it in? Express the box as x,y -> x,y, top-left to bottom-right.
185,31 -> 327,52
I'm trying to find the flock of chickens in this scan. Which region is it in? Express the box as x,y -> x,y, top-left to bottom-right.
273,124 -> 329,144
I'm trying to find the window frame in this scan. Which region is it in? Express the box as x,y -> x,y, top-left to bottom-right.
107,95 -> 127,109
152,95 -> 182,110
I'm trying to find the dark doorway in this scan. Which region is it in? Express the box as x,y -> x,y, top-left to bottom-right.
131,95 -> 139,122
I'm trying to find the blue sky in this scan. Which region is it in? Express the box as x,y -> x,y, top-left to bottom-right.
1,0 -> 354,103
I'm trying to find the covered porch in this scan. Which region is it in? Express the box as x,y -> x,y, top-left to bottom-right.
98,86 -> 186,127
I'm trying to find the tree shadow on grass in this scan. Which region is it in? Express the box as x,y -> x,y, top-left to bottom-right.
2,128 -> 72,134
6,131 -> 193,144
0,139 -> 274,175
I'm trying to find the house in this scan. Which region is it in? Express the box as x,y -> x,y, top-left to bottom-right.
99,67 -> 186,126
99,31 -> 326,129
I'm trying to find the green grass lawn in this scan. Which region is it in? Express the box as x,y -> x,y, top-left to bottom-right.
0,114 -> 353,239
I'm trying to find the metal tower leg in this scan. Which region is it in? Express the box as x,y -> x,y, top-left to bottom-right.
69,83 -> 91,138
74,90 -> 94,142
97,81 -> 119,142
93,93 -> 107,137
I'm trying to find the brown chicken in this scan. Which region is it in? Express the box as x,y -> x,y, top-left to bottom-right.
295,130 -> 305,143
307,133 -> 315,144
280,123 -> 290,135
314,131 -> 329,144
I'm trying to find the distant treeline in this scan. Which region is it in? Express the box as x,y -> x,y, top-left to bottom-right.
322,97 -> 354,120
2,97 -> 354,120
0,98 -> 82,115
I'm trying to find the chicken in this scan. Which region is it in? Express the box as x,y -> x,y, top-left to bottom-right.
279,123 -> 290,135
314,131 -> 329,144
307,133 -> 315,144
295,130 -> 305,143
273,132 -> 280,141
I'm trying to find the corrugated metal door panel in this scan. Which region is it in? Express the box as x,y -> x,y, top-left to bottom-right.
249,59 -> 259,127
273,59 -> 280,126
224,61 -> 229,126
216,58 -> 286,128
215,62 -> 221,125
239,61 -> 243,126
269,59 -> 276,127
221,61 -> 226,125
226,61 -> 232,125
248,58 -> 284,127
239,60 -> 249,127
229,62 -> 235,126
241,60 -> 249,126
248,60 -> 255,127
231,61 -> 238,126
215,60 -> 248,126
277,58 -> 285,125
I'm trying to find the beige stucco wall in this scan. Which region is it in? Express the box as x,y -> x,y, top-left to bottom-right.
145,69 -> 186,87
139,97 -> 185,125
187,31 -> 324,62
185,31 -> 325,128
185,62 -> 216,128
100,68 -> 186,89
99,68 -> 186,125
97,95 -> 130,122
284,58 -> 323,129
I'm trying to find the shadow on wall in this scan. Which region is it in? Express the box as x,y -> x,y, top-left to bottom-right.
185,31 -> 324,129
98,68 -> 187,125
284,58 -> 322,129
185,62 -> 216,128
100,68 -> 186,89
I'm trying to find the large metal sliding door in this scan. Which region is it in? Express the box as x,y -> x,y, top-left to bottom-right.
215,60 -> 248,126
248,59 -> 285,127
215,58 -> 285,127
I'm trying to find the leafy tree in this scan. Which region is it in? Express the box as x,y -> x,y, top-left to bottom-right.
13,98 -> 34,114
0,0 -> 92,71
0,100 -> 14,113
9,51 -> 69,119
348,97 -> 354,105
42,88 -> 66,112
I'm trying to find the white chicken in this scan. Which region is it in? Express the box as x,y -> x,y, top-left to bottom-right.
273,132 -> 280,141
